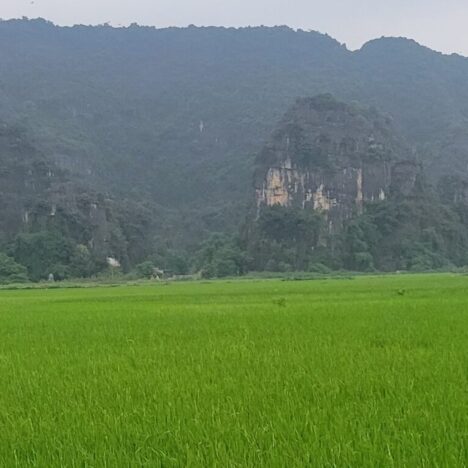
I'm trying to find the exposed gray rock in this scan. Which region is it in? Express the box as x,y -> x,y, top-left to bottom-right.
254,95 -> 420,233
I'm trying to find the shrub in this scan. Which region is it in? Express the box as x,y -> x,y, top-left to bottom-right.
0,253 -> 29,284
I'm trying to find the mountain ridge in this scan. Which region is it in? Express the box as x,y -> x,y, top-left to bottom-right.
2,20 -> 468,278
2,18 -> 467,58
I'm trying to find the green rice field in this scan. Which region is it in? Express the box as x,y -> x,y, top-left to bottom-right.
0,274 -> 467,466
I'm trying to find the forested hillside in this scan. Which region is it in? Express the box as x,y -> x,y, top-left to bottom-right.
246,95 -> 468,273
1,19 -> 468,279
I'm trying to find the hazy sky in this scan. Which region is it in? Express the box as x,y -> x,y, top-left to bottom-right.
1,0 -> 467,55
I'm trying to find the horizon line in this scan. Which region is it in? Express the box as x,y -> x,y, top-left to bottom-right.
1,16 -> 466,58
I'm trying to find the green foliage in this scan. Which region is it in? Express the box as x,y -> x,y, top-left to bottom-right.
353,252 -> 375,272
194,234 -> 245,278
0,253 -> 28,284
151,246 -> 190,276
247,206 -> 324,271
248,190 -> 468,274
342,216 -> 378,271
340,196 -> 468,272
69,245 -> 97,279
2,20 -> 468,261
11,230 -> 74,281
3,21 -> 468,278
135,261 -> 157,279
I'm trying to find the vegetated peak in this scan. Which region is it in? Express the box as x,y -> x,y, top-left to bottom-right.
358,36 -> 462,59
293,94 -> 348,112
285,94 -> 394,130
361,36 -> 423,50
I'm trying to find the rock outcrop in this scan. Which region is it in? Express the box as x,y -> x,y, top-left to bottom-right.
0,123 -> 146,264
254,95 -> 420,234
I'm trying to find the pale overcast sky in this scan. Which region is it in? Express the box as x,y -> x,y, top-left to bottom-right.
1,0 -> 467,55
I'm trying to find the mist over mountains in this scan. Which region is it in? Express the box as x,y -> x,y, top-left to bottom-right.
2,19 -> 468,279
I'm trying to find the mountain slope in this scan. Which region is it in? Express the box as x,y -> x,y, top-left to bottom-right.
246,96 -> 468,272
2,20 -> 468,274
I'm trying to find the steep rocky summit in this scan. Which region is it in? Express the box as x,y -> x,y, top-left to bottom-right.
254,95 -> 420,233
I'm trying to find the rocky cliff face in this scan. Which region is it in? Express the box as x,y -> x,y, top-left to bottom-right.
254,95 -> 420,234
0,123 -> 149,265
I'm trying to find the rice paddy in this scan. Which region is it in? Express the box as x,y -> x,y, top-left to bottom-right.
0,274 -> 467,466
